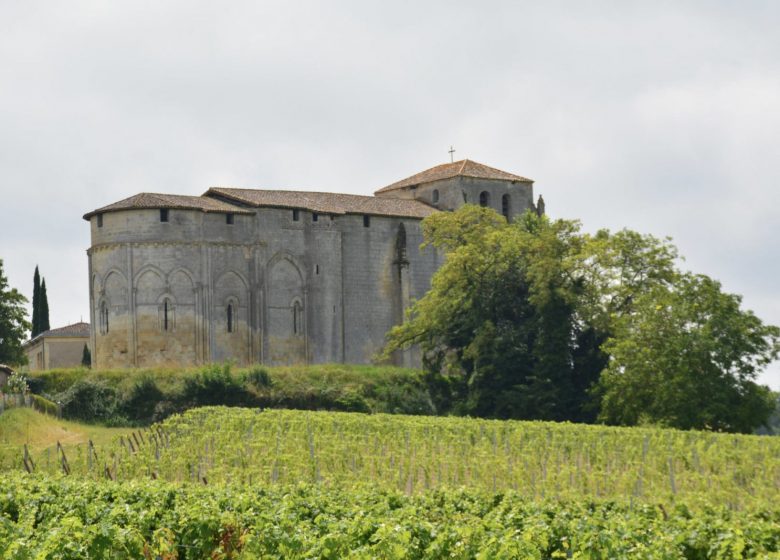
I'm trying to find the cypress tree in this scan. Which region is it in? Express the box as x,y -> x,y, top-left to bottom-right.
39,278 -> 50,334
81,344 -> 91,367
31,266 -> 41,337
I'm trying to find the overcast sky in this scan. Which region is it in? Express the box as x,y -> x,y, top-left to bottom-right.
1,1 -> 778,387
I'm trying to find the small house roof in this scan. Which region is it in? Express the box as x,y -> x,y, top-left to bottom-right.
375,159 -> 533,194
25,322 -> 91,346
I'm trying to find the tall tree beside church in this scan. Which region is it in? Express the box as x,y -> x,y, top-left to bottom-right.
39,278 -> 50,334
384,205 -> 778,432
31,266 -> 41,337
0,259 -> 31,365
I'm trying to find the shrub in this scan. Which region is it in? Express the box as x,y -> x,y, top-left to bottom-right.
180,364 -> 254,408
334,390 -> 371,413
57,379 -> 125,424
25,376 -> 45,395
243,366 -> 272,388
30,394 -> 59,416
122,376 -> 165,424
6,372 -> 29,394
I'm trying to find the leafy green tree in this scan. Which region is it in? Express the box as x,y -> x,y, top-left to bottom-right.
385,206 -> 777,431
598,273 -> 780,432
756,393 -> 780,435
0,259 -> 31,365
385,208 -> 589,420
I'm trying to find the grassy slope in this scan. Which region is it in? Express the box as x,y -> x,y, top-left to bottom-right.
0,407 -> 128,450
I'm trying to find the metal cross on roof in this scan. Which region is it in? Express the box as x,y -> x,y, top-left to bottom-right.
448,146 -> 456,162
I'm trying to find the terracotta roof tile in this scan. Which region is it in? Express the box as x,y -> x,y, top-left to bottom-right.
206,188 -> 438,219
375,159 -> 532,194
27,322 -> 90,344
83,193 -> 253,220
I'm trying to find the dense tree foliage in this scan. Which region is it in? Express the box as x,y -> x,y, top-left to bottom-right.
384,207 -> 779,432
599,273 -> 779,431
0,259 -> 30,365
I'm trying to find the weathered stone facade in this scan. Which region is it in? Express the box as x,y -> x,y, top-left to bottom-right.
84,160 -> 536,368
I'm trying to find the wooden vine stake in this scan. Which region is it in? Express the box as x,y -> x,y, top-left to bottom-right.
23,444 -> 35,474
56,441 -> 71,475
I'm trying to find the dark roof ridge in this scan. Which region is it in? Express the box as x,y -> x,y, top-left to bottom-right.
204,187 -> 437,218
207,186 -> 380,199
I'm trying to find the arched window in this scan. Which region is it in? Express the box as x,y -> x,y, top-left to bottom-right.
227,302 -> 234,333
432,189 -> 439,203
502,194 -> 510,219
164,299 -> 170,331
99,301 -> 109,335
158,297 -> 175,332
479,191 -> 490,207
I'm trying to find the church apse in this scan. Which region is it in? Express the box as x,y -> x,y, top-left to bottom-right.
84,158 -> 535,368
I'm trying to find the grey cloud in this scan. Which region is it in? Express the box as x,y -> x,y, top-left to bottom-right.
1,0 -> 778,386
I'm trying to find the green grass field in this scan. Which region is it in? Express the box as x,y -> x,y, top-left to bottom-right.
0,407 -> 128,450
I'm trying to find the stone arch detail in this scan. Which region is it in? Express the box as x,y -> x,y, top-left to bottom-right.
266,251 -> 305,280
168,268 -> 196,306
133,264 -> 165,287
96,268 -> 129,365
214,270 -> 249,303
266,252 -> 306,364
134,267 -> 165,305
212,270 -> 250,363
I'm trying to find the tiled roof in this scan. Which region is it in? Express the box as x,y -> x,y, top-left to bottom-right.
83,193 -> 253,220
205,188 -> 438,219
27,322 -> 90,344
375,159 -> 533,194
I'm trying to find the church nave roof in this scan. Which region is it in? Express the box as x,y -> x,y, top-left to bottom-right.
205,187 -> 438,218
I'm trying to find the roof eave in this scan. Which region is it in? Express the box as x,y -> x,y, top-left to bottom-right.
376,175 -> 534,195
83,203 -> 252,221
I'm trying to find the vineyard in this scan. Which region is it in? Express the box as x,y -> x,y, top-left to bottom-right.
1,407 -> 780,558
3,474 -> 780,559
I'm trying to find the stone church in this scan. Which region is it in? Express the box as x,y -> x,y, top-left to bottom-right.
84,159 -> 538,369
